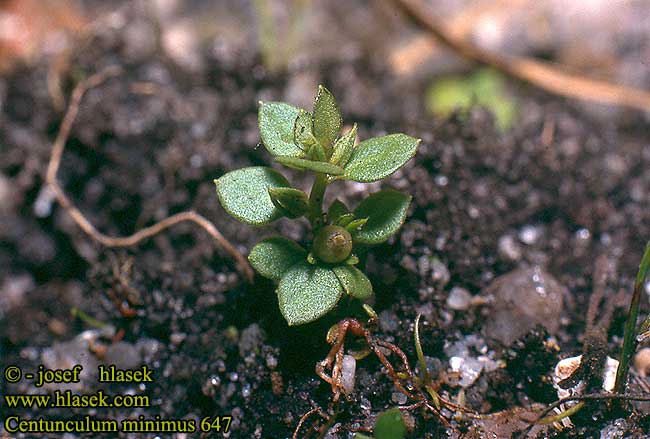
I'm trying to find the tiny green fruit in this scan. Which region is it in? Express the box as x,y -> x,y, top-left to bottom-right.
313,225 -> 353,263
215,85 -> 420,325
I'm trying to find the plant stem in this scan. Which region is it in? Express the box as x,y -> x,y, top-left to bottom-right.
71,307 -> 108,329
308,173 -> 328,229
614,241 -> 650,394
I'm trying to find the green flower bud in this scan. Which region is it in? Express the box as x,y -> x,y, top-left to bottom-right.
313,225 -> 353,263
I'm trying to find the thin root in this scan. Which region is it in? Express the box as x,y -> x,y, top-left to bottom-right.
45,66 -> 254,282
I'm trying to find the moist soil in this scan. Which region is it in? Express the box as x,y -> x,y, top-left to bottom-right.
1,11 -> 650,439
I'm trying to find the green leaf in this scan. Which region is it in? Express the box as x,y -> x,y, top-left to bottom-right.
331,124 -> 357,167
248,237 -> 307,281
275,156 -> 344,175
307,142 -> 327,162
336,213 -> 355,227
354,190 -> 411,244
374,408 -> 406,439
278,262 -> 343,325
258,101 -> 305,157
293,109 -> 316,150
328,199 -> 349,223
345,217 -> 368,233
333,265 -> 373,300
215,167 -> 290,225
343,134 -> 420,182
312,85 -> 342,149
353,435 -> 372,439
268,187 -> 309,218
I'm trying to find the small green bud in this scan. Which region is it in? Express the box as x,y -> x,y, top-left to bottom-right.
268,187 -> 309,218
313,225 -> 353,263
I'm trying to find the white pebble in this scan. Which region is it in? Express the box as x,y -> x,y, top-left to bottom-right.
446,287 -> 472,311
341,355 -> 356,395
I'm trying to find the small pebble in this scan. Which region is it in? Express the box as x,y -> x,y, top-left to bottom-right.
446,287 -> 472,311
431,259 -> 450,287
519,225 -> 542,245
341,355 -> 356,395
170,332 -> 187,346
391,392 -> 407,405
483,266 -> 566,345
498,235 -> 522,261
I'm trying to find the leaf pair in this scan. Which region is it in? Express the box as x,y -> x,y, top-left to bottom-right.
213,174 -> 412,242
258,85 -> 341,155
258,89 -> 420,182
249,237 -> 373,325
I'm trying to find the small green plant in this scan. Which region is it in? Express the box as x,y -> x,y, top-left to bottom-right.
215,86 -> 420,325
353,408 -> 407,439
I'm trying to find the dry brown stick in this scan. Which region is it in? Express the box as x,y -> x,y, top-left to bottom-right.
393,0 -> 650,112
45,66 -> 254,283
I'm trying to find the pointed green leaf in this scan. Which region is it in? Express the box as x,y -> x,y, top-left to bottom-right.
333,265 -> 373,300
293,109 -> 316,150
312,85 -> 342,149
307,142 -> 327,162
336,213 -> 355,227
268,187 -> 309,218
258,101 -> 305,157
331,124 -> 357,167
343,134 -> 420,182
374,408 -> 406,439
248,237 -> 307,281
278,262 -> 343,325
346,217 -> 368,233
215,167 -> 290,225
354,190 -> 411,244
328,199 -> 349,223
275,156 -> 344,175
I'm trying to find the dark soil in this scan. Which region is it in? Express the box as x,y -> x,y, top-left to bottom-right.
1,6 -> 650,439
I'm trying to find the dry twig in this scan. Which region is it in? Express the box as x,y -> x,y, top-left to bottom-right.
392,0 -> 650,112
45,66 -> 254,282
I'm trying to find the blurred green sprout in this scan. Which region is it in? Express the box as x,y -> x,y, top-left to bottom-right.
427,68 -> 517,131
215,85 -> 420,325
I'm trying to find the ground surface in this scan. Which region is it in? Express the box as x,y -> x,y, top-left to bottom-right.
1,4 -> 650,439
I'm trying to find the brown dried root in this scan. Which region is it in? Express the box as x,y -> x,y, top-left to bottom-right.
45,66 -> 254,282
316,318 -> 418,402
291,403 -> 330,439
315,318 -> 465,432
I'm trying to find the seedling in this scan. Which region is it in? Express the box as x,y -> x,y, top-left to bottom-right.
215,85 -> 420,325
614,240 -> 650,393
354,408 -> 406,439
